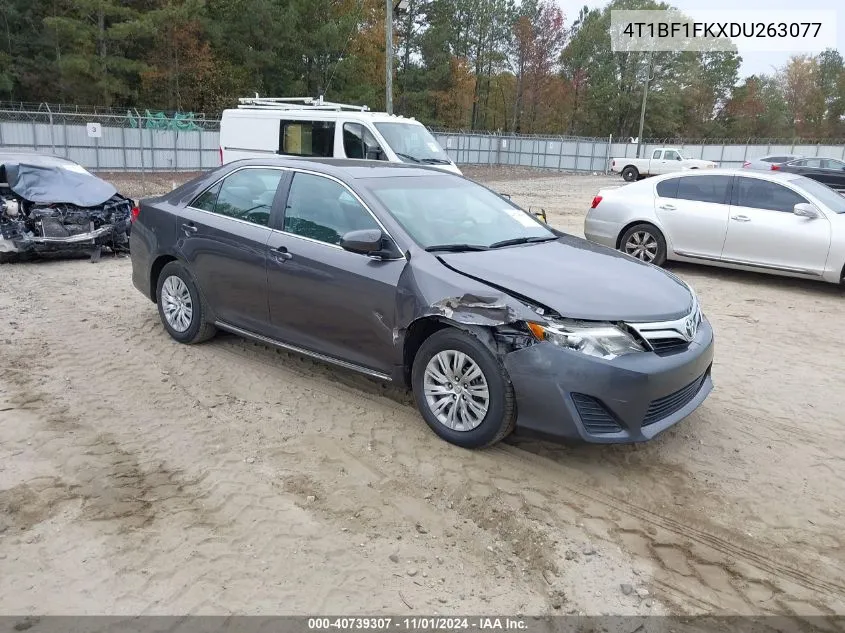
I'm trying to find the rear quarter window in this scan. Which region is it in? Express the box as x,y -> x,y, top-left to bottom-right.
656,178 -> 679,198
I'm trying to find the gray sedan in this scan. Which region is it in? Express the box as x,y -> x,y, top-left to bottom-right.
742,153 -> 802,170
130,158 -> 713,448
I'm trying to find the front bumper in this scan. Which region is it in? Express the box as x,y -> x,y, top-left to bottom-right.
504,317 -> 714,443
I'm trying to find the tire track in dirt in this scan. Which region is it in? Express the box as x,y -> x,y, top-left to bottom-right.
0,263 -> 551,614
2,195 -> 844,617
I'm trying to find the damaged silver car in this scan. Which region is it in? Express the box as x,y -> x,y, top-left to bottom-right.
130,158 -> 714,448
0,152 -> 133,262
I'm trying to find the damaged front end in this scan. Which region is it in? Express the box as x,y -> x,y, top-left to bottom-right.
0,160 -> 133,262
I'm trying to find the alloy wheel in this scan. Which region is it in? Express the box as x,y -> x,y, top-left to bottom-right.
624,231 -> 658,262
423,350 -> 490,431
161,275 -> 194,332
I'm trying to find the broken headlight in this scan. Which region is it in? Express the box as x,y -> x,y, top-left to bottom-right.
527,319 -> 644,360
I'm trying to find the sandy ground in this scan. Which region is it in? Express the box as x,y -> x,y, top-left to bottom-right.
1,168 -> 844,618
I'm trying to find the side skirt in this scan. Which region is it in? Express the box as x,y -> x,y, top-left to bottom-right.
214,320 -> 393,382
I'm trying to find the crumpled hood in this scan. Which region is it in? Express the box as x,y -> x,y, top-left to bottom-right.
437,236 -> 694,322
3,162 -> 118,207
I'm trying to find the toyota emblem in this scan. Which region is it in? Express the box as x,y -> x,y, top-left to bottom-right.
684,317 -> 696,340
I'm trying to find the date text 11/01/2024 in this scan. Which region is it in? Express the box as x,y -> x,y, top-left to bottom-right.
308,618 -> 528,630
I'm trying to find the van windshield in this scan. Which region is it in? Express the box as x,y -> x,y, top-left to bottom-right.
374,122 -> 451,165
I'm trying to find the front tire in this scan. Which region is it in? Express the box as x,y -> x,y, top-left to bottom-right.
411,328 -> 516,449
619,223 -> 667,266
621,166 -> 639,182
156,261 -> 217,344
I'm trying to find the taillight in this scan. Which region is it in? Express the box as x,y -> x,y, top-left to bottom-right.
742,161 -> 750,168
130,206 -> 140,223
611,160 -> 615,168
770,164 -> 780,171
591,195 -> 603,209
219,147 -> 223,165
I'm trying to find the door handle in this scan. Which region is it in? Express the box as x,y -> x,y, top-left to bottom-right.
659,204 -> 676,210
181,223 -> 197,235
731,214 -> 751,222
271,245 -> 293,262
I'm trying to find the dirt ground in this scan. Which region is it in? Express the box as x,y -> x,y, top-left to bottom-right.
1,167 -> 844,618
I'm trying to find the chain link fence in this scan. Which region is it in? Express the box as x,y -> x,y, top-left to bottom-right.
0,109 -> 220,174
430,130 -> 845,172
2,106 -> 845,179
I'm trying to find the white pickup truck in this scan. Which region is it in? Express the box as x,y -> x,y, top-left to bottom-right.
610,148 -> 718,182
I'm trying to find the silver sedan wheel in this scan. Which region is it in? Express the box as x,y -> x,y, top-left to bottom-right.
161,275 -> 194,333
624,231 -> 658,262
423,350 -> 490,432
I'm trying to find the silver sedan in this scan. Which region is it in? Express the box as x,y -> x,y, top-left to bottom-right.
584,169 -> 845,284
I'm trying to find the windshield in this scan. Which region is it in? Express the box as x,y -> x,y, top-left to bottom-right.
363,175 -> 555,250
796,176 -> 845,213
374,122 -> 451,164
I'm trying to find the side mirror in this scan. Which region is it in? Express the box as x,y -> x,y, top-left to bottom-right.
340,229 -> 399,259
366,148 -> 385,161
793,203 -> 821,219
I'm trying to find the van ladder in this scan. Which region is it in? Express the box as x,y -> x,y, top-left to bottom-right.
236,96 -> 370,112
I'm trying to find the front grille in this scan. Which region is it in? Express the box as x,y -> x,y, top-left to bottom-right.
571,393 -> 623,434
648,337 -> 690,355
643,373 -> 707,426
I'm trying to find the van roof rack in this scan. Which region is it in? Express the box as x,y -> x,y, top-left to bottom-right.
237,96 -> 371,112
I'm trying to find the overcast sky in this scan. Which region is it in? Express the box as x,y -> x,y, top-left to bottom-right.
554,0 -> 843,80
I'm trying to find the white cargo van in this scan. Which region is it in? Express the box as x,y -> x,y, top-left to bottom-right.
219,96 -> 461,175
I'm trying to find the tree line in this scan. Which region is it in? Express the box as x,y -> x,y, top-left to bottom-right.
1,0 -> 844,139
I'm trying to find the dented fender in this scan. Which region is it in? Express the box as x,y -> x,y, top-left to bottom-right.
388,256 -> 544,382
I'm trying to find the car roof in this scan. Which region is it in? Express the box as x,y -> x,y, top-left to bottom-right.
222,108 -> 425,125
0,151 -> 81,166
646,168 -> 803,182
222,156 -> 452,180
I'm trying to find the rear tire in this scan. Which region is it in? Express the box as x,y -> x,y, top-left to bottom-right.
156,261 -> 217,344
619,223 -> 667,266
621,166 -> 639,182
411,328 -> 516,449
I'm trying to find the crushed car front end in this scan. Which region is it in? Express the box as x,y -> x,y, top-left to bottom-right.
0,158 -> 133,261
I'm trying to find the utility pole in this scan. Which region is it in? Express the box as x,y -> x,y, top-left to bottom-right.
385,0 -> 394,114
636,48 -> 653,159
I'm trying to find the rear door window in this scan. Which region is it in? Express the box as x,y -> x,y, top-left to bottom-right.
279,120 -> 335,157
676,176 -> 732,204
652,150 -> 662,159
193,168 -> 284,226
731,177 -> 807,212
